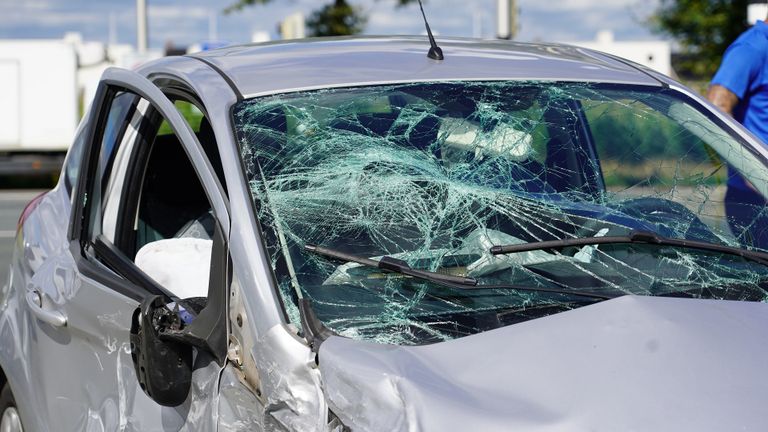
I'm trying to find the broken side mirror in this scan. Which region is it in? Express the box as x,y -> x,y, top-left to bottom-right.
130,295 -> 197,406
129,226 -> 229,407
130,291 -> 225,407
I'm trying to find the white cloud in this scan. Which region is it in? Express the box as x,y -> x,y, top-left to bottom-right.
365,0 -> 496,37
6,0 -> 54,10
148,5 -> 210,20
535,0 -> 641,11
517,0 -> 660,41
5,10 -> 103,26
0,0 -> 667,46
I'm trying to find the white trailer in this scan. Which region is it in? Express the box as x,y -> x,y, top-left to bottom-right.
0,40 -> 78,175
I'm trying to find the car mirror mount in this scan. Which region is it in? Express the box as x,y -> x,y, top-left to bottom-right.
129,224 -> 230,407
130,295 -> 225,404
129,295 -> 195,407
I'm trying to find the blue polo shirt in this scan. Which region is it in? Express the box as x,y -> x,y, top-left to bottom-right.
712,20 -> 768,190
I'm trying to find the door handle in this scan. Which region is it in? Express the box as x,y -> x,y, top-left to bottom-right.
25,290 -> 67,327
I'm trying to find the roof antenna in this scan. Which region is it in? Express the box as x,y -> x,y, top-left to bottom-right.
417,0 -> 444,61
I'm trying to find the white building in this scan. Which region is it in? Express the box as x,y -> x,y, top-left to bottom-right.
565,31 -> 673,77
0,38 -> 77,151
0,33 -> 158,162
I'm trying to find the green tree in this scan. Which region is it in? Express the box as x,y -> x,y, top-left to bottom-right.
225,0 -> 420,37
649,0 -> 749,80
306,0 -> 367,37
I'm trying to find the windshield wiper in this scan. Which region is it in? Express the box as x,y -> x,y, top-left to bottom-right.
304,244 -> 617,300
490,230 -> 768,266
305,244 -> 478,286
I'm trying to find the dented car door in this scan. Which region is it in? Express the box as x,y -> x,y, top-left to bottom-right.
25,67 -> 229,431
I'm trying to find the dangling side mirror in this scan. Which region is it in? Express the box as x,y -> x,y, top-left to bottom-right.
129,225 -> 229,407
129,295 -> 194,407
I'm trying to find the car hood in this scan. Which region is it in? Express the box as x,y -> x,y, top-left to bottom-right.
318,295 -> 768,432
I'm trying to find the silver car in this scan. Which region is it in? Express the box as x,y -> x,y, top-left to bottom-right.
2,36 -> 768,432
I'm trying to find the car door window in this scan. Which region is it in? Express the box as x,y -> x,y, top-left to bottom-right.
134,98 -> 220,249
86,91 -> 140,242
82,89 -> 223,300
131,113 -> 217,299
63,124 -> 87,195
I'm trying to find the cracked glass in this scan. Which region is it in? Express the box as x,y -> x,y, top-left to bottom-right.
233,81 -> 768,345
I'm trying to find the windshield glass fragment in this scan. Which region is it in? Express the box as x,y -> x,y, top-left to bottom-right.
233,81 -> 768,345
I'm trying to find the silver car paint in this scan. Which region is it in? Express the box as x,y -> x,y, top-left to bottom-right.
2,36 -> 768,431
319,295 -> 768,431
137,56 -> 330,429
1,185 -> 71,432
193,36 -> 661,98
0,67 -> 232,430
2,187 -> 226,431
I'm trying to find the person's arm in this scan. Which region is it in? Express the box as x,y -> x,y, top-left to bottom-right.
706,84 -> 740,117
709,40 -> 761,117
707,83 -> 758,191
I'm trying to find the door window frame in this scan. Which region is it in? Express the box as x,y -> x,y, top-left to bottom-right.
68,68 -> 231,303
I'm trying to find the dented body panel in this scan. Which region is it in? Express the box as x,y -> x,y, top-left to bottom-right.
0,186 -> 222,431
319,295 -> 768,431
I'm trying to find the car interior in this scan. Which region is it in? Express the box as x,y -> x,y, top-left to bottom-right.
129,103 -> 224,299
136,132 -> 210,244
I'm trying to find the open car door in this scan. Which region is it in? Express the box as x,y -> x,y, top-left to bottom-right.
24,67 -> 230,431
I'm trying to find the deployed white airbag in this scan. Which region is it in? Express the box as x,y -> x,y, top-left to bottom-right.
440,118 -> 535,162
135,238 -> 212,299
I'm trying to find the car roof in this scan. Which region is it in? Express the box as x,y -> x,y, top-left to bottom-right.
189,36 -> 662,99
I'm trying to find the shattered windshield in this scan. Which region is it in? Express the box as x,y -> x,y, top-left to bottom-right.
234,81 -> 768,345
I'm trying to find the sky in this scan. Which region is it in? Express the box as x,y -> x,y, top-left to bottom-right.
0,0 -> 663,49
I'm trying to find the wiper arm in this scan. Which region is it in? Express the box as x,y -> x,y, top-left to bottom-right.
490,230 -> 768,266
304,244 -> 617,300
304,244 -> 478,286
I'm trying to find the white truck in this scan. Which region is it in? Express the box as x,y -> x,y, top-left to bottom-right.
0,39 -> 79,176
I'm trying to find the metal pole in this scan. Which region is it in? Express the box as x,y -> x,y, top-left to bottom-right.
510,0 -> 517,40
109,12 -> 118,46
137,0 -> 147,54
209,10 -> 218,41
497,0 -> 509,39
496,0 -> 518,40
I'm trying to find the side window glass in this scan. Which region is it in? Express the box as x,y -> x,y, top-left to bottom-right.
87,91 -> 139,242
132,103 -> 217,299
85,90 -> 219,300
162,100 -> 205,134
135,113 -> 215,250
158,99 -> 226,193
583,97 -> 734,242
63,126 -> 86,195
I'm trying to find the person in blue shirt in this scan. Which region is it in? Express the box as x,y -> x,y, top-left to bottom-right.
709,17 -> 768,249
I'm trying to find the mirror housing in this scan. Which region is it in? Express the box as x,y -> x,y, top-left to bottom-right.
130,295 -> 195,407
129,224 -> 229,407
